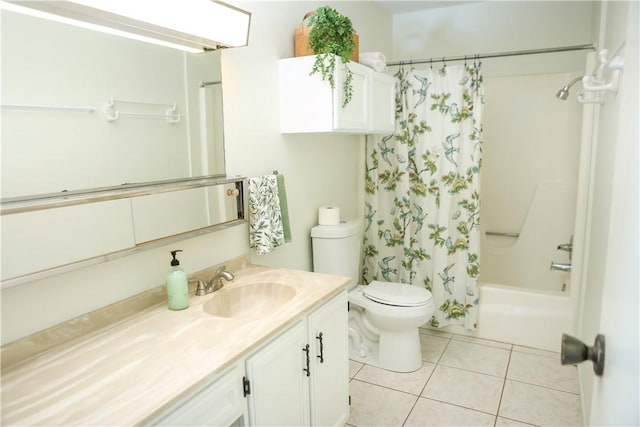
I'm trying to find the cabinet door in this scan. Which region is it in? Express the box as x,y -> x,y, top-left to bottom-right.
245,320 -> 310,426
369,71 -> 396,134
307,291 -> 349,426
279,56 -> 334,133
151,364 -> 244,426
333,61 -> 369,132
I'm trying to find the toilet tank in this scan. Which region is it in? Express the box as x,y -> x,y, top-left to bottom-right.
311,219 -> 362,289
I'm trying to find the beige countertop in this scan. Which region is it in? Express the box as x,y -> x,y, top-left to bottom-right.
1,263 -> 349,426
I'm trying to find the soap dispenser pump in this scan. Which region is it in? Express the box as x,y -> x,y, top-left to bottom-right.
166,250 -> 189,310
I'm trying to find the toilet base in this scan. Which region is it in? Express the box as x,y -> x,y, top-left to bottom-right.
348,316 -> 424,373
378,329 -> 423,372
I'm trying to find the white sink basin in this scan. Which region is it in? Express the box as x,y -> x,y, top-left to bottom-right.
203,282 -> 296,318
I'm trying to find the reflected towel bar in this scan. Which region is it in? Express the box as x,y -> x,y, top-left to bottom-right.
486,231 -> 520,238
1,103 -> 96,113
104,98 -> 181,124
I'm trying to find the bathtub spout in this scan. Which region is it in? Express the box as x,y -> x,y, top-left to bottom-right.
550,261 -> 572,272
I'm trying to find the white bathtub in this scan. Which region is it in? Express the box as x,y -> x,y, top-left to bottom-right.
446,282 -> 574,352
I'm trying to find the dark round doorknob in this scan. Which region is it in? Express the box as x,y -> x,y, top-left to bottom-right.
561,333 -> 605,376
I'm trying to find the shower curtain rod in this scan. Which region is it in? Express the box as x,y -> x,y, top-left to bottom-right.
386,43 -> 595,67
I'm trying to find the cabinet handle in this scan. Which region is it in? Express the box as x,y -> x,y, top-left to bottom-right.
316,332 -> 324,363
302,344 -> 310,376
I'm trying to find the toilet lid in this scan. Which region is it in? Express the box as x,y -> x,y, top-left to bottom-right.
363,281 -> 432,307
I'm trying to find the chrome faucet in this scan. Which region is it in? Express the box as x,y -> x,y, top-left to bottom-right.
550,261 -> 572,272
557,236 -> 574,260
193,266 -> 235,296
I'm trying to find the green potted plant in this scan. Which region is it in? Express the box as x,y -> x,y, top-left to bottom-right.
307,6 -> 357,107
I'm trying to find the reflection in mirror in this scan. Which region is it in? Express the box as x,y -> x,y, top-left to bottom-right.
1,9 -> 226,199
1,179 -> 245,286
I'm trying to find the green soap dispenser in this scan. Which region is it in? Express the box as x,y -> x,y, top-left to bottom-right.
166,250 -> 189,310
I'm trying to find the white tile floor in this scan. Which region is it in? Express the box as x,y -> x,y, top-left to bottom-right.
347,329 -> 583,427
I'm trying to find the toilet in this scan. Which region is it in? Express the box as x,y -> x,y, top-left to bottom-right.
311,219 -> 434,373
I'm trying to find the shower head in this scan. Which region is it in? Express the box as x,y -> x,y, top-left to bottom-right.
556,76 -> 583,100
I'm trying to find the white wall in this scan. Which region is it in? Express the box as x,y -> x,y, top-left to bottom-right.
392,1 -> 594,76
576,1 -> 639,423
0,2 -> 392,344
223,1 -> 392,271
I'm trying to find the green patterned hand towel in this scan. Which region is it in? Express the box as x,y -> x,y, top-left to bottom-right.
277,173 -> 292,243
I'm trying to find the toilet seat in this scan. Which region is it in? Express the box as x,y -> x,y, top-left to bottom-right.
363,281 -> 432,307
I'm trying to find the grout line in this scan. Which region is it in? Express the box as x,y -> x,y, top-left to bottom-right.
400,394 -> 421,427
349,361 -> 364,379
506,378 -> 582,395
435,362 -> 509,380
495,347 -> 513,426
433,335 -> 453,365
496,415 -> 540,427
413,396 -> 501,418
350,378 -> 423,398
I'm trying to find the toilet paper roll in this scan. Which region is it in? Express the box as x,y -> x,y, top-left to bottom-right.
318,206 -> 340,225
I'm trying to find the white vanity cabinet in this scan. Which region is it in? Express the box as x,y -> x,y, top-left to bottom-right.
147,290 -> 348,427
245,290 -> 349,426
150,363 -> 245,427
279,55 -> 394,134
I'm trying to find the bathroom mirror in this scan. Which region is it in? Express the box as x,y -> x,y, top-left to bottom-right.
0,9 -> 245,286
1,9 -> 227,199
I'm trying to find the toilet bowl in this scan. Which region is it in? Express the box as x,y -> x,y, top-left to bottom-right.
310,220 -> 435,373
349,282 -> 434,372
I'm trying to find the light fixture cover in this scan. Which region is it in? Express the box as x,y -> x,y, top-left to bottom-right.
3,0 -> 251,52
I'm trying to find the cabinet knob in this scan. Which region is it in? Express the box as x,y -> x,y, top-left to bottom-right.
226,188 -> 240,197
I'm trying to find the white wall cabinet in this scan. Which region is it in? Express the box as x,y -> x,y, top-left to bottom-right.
245,291 -> 349,426
279,55 -> 394,134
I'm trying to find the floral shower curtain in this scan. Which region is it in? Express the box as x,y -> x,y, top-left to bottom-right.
363,63 -> 484,330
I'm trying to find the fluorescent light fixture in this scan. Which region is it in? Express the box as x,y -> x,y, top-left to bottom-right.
0,0 -> 251,53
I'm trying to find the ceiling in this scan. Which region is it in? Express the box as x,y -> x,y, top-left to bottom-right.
375,1 -> 479,14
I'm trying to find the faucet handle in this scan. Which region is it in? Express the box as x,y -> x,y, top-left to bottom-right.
190,279 -> 207,296
557,243 -> 573,251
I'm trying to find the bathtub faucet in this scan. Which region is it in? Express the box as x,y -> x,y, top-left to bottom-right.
550,261 -> 572,272
557,236 -> 573,261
